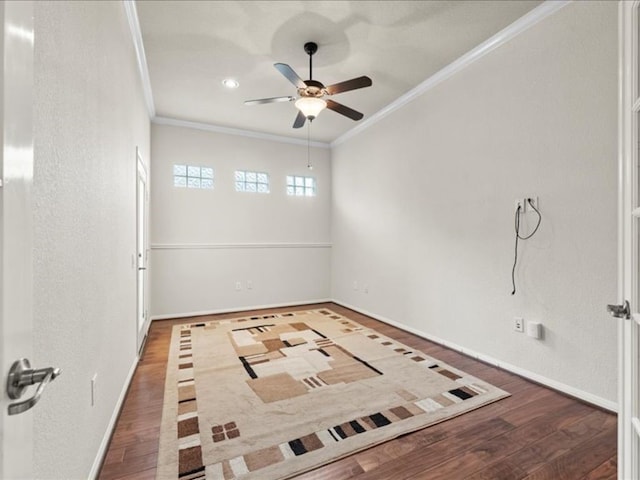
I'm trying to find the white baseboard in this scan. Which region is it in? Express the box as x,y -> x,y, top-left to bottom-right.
91,297 -> 615,480
88,356 -> 139,479
150,298 -> 332,321
333,299 -> 618,413
151,297 -> 618,412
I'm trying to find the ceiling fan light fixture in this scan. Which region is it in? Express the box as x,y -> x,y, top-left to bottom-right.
295,97 -> 326,120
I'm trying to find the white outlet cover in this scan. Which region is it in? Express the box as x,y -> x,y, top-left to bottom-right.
524,196 -> 539,213
514,317 -> 524,332
515,196 -> 540,214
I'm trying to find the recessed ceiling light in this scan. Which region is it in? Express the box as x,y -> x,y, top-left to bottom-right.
222,78 -> 239,89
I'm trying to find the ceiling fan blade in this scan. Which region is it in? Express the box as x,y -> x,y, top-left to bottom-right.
244,96 -> 295,106
274,63 -> 307,89
326,99 -> 364,121
325,76 -> 372,95
292,110 -> 306,129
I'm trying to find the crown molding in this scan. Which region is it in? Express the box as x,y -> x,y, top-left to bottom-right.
125,0 -> 569,149
152,116 -> 331,149
122,0 -> 326,148
123,0 -> 155,117
332,0 -> 572,148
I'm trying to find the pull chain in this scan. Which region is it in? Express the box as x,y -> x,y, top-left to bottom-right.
307,121 -> 313,170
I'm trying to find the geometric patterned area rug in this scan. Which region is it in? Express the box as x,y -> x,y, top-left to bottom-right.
157,309 -> 509,479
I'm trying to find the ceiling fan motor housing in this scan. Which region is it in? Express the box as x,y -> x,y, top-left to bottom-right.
299,79 -> 325,98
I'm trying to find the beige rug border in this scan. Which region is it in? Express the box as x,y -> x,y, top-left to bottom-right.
157,308 -> 511,479
281,388 -> 508,479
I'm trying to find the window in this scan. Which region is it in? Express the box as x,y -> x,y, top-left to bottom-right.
287,175 -> 316,197
235,170 -> 269,193
173,165 -> 214,189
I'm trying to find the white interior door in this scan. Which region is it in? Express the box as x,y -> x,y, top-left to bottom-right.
619,1 -> 640,477
0,1 -> 35,477
136,149 -> 149,352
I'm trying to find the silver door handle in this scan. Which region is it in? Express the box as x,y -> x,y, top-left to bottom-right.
6,358 -> 61,415
607,300 -> 631,319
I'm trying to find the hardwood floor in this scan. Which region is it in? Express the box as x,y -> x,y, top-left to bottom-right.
98,303 -> 617,480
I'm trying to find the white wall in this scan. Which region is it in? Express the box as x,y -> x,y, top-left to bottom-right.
33,1 -> 150,478
24,1 -> 618,477
150,123 -> 331,317
331,1 -> 618,407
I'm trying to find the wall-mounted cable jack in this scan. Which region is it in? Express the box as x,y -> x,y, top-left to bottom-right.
511,197 -> 542,295
515,196 -> 539,214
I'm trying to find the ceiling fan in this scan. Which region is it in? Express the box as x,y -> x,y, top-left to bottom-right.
244,42 -> 373,129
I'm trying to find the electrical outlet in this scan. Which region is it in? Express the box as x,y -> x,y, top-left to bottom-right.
235,281 -> 242,291
514,317 -> 525,333
515,198 -> 526,213
363,284 -> 369,294
247,280 -> 253,290
91,373 -> 97,407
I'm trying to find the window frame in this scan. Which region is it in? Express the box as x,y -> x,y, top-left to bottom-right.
173,164 -> 214,189
286,175 -> 317,197
234,170 -> 270,194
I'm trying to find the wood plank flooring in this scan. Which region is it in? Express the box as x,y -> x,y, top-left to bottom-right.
98,303 -> 617,480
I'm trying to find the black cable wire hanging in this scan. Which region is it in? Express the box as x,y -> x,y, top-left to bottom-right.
511,198 -> 542,295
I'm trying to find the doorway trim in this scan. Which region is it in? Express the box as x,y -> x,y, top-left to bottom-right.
136,147 -> 150,354
619,1 -> 640,477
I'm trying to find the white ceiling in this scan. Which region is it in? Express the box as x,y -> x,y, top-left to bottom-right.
136,0 -> 542,144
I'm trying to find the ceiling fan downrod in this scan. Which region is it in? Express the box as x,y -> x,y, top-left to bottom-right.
304,42 -> 317,81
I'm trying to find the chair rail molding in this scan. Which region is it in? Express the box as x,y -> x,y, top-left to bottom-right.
151,242 -> 332,250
